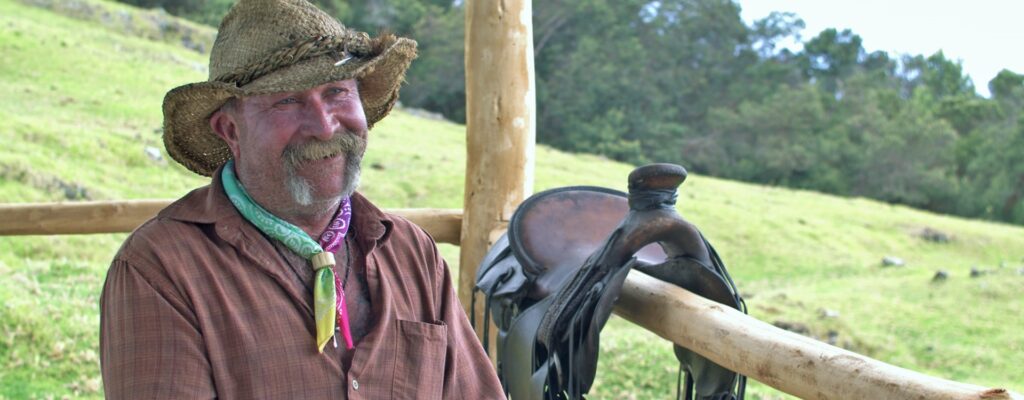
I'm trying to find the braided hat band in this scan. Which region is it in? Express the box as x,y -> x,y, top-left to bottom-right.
162,0 -> 417,176
216,32 -> 373,88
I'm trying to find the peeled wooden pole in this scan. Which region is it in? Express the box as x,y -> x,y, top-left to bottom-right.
0,200 -> 170,235
0,201 -> 463,244
387,208 -> 463,245
615,270 -> 1023,400
460,0 -> 537,326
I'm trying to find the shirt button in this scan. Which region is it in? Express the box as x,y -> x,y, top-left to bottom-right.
352,379 -> 359,390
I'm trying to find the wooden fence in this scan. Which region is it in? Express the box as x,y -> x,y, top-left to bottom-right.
0,202 -> 1019,400
0,200 -> 463,243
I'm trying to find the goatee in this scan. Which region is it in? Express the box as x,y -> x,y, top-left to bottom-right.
282,132 -> 367,207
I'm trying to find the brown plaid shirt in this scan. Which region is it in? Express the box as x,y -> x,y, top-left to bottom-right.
100,171 -> 503,399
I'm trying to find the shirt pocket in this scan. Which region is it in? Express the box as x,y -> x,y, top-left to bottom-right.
391,319 -> 448,400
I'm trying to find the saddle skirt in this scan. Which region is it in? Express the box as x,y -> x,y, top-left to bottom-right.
474,164 -> 747,400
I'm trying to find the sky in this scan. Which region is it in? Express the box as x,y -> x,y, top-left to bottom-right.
736,0 -> 1024,97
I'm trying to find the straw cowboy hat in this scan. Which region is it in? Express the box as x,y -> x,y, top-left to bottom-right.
163,0 -> 417,176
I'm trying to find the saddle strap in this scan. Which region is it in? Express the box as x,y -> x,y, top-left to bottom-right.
535,227 -> 625,349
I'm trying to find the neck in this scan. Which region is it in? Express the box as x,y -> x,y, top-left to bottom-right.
266,197 -> 341,238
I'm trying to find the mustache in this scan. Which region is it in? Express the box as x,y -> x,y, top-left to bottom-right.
282,131 -> 367,168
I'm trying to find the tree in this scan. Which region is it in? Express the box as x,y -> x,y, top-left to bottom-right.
393,5 -> 467,121
990,69 -> 1024,111
799,28 -> 864,95
851,90 -> 958,210
703,84 -> 828,187
955,70 -> 1024,223
900,52 -> 975,99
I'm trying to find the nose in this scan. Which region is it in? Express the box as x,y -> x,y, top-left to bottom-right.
303,96 -> 339,141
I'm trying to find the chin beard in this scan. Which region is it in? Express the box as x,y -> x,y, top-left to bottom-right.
285,169 -> 315,206
284,147 -> 363,209
339,156 -> 362,198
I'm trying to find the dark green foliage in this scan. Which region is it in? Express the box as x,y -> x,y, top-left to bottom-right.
114,0 -> 1024,225
799,28 -> 864,94
959,72 -> 1024,222
390,4 -> 466,122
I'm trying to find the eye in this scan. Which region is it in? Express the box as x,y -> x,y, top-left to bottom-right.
276,97 -> 299,106
326,86 -> 348,97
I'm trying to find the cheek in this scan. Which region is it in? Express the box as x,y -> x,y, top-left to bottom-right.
336,101 -> 368,133
239,121 -> 293,158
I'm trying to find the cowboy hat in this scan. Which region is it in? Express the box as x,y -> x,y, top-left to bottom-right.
162,0 -> 417,176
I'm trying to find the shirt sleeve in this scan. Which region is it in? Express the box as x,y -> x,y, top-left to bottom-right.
433,249 -> 506,399
100,257 -> 216,399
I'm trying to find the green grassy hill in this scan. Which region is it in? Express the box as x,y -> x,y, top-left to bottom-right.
1,0 -> 1022,398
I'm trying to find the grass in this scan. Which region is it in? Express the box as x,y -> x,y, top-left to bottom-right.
1,0 -> 1022,398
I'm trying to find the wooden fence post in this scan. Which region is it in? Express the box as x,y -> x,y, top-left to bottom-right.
459,0 -> 536,343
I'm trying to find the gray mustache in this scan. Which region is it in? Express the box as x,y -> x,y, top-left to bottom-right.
282,132 -> 367,168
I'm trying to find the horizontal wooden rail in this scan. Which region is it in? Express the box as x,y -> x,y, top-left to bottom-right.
614,270 -> 1022,400
3,202 -> 1020,398
0,201 -> 463,244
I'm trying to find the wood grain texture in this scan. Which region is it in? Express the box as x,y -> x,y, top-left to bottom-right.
460,0 -> 537,338
614,270 -> 1023,400
0,201 -> 463,244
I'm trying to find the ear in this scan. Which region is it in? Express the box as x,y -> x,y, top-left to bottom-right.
210,108 -> 241,159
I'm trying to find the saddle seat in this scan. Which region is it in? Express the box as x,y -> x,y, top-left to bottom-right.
507,186 -> 667,300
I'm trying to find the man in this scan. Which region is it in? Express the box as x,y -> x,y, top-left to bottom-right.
99,0 -> 503,398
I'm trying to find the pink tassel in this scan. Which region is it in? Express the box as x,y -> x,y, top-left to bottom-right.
338,288 -> 355,350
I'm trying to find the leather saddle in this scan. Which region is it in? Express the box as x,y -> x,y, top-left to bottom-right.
474,164 -> 747,400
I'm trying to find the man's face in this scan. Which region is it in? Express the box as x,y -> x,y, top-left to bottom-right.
211,79 -> 369,214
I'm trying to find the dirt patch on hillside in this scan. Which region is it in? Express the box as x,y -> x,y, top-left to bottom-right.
1,162 -> 93,200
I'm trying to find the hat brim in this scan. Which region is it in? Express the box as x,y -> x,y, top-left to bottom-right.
163,35 -> 417,176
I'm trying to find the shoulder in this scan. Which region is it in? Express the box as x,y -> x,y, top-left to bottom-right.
350,192 -> 438,250
381,210 -> 448,265
108,218 -> 205,294
385,212 -> 434,241
112,185 -> 227,275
